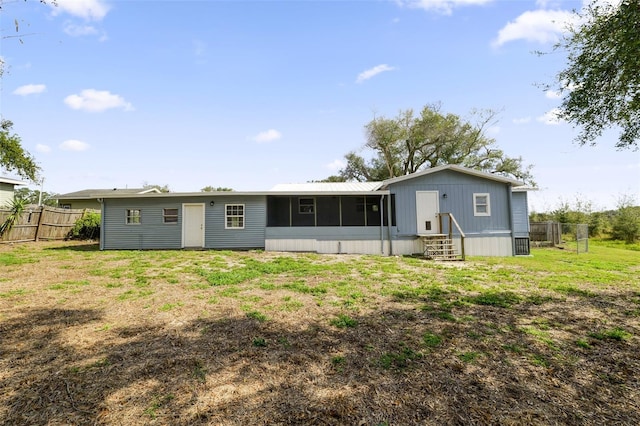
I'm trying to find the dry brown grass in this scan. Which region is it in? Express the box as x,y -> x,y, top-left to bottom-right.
1,241 -> 639,425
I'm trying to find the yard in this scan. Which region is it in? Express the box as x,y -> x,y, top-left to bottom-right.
1,241 -> 639,425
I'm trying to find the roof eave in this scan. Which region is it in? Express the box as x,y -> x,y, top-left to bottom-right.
98,190 -> 391,199
380,164 -> 526,188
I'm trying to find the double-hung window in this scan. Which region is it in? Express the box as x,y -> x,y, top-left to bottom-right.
126,209 -> 141,224
225,204 -> 245,229
473,193 -> 491,216
163,208 -> 178,224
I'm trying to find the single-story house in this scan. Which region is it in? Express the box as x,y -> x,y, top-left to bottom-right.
98,165 -> 531,257
55,187 -> 162,210
0,176 -> 27,208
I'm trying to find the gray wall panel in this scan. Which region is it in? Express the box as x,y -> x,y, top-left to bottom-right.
102,196 -> 266,250
512,191 -> 530,237
387,169 -> 513,236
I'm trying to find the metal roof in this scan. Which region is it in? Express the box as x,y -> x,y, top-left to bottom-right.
269,182 -> 383,192
0,177 -> 27,186
56,188 -> 162,199
381,164 -> 526,188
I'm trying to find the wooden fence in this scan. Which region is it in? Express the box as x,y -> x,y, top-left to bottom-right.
0,206 -> 98,243
530,222 -> 562,246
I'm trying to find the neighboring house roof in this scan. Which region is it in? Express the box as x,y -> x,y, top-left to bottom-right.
380,164 -> 526,188
269,182 -> 383,192
56,188 -> 162,199
0,177 -> 27,186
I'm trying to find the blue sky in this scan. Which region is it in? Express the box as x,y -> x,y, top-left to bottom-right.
1,0 -> 638,211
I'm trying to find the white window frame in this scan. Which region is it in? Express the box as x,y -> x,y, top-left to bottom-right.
299,197 -> 315,214
163,208 -> 179,224
473,193 -> 491,217
225,204 -> 245,229
126,209 -> 142,225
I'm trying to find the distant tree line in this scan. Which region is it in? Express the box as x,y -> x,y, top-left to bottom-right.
530,195 -> 640,244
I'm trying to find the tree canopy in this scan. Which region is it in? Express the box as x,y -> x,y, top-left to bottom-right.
14,187 -> 58,207
0,119 -> 40,182
552,0 -> 639,150
142,183 -> 171,193
201,186 -> 233,192
335,104 -> 534,185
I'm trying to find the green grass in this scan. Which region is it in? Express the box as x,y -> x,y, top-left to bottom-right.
0,288 -> 29,298
589,327 -> 632,342
245,310 -> 268,322
379,343 -> 422,370
0,252 -> 37,266
422,332 -> 443,348
330,314 -> 358,328
466,291 -> 521,308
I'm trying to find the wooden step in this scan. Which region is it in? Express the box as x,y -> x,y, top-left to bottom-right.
422,236 -> 462,261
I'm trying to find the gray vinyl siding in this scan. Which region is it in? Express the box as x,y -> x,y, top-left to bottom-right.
387,169 -> 513,237
102,198 -> 183,249
101,195 -> 266,250
0,183 -> 15,207
205,196 -> 265,249
512,191 -> 530,237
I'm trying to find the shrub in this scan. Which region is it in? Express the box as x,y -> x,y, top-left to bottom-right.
611,196 -> 640,244
70,212 -> 101,240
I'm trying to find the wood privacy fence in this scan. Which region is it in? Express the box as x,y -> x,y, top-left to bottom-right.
530,222 -> 562,245
0,206 -> 98,243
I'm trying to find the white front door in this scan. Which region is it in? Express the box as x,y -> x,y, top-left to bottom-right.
183,203 -> 205,248
416,191 -> 439,235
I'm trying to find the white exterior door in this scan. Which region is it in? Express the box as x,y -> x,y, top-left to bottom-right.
183,203 -> 205,248
416,191 -> 439,235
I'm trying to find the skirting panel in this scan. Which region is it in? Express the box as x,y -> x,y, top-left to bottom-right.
266,239 -> 389,255
464,236 -> 513,256
265,236 -> 513,257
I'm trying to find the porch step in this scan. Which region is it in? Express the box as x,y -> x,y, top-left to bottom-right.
420,235 -> 463,261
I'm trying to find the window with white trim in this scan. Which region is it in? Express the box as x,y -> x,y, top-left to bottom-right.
163,208 -> 178,224
225,204 -> 245,229
126,209 -> 141,224
299,198 -> 315,214
473,193 -> 491,216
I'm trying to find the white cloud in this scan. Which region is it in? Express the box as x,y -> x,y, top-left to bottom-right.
537,108 -> 564,125
60,139 -> 90,151
51,0 -> 110,21
13,84 -> 46,96
63,22 -> 99,37
251,129 -> 282,143
64,89 -> 134,112
36,144 -> 52,153
545,90 -> 562,99
512,117 -> 532,124
492,9 -> 577,47
356,64 -> 396,84
397,0 -> 494,15
326,159 -> 345,171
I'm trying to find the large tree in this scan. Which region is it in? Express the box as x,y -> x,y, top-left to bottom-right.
1,0 -> 53,182
552,0 -> 639,150
0,120 -> 40,182
338,104 -> 534,185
